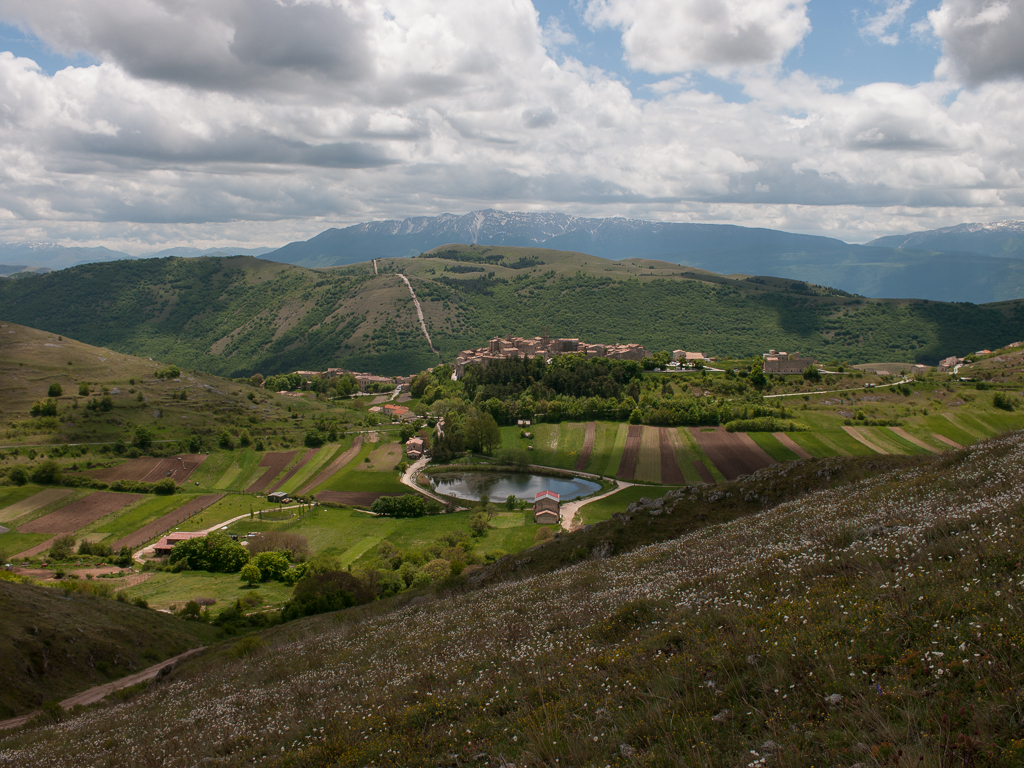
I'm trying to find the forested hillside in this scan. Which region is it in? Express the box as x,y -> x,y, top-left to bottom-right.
1,248 -> 1022,377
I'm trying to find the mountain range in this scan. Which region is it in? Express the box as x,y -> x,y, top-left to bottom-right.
1,246 -> 1021,377
3,214 -> 1024,303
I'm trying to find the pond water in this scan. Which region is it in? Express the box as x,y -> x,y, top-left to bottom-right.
428,472 -> 601,502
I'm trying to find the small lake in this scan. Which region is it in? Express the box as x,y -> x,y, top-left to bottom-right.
428,472 -> 601,502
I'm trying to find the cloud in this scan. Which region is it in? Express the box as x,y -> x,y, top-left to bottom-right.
0,1 -> 1022,249
859,0 -> 914,46
583,0 -> 811,74
928,0 -> 1024,85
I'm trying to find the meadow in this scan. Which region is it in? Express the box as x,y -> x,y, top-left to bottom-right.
4,424 -> 1022,767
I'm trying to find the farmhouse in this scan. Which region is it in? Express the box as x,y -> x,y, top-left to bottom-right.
763,351 -> 817,375
151,531 -> 206,556
406,437 -> 425,459
672,350 -> 706,363
268,491 -> 289,503
533,490 -> 560,525
938,356 -> 964,372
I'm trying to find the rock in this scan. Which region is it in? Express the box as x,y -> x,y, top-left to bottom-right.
619,744 -> 636,758
712,709 -> 731,723
590,541 -> 615,560
611,512 -> 632,522
648,507 -> 662,516
824,693 -> 844,706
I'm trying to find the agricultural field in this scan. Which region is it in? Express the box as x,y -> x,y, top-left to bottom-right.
86,455 -> 206,485
120,571 -> 295,611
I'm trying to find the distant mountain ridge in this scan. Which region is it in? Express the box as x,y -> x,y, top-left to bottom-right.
262,210 -> 1024,303
0,242 -> 276,270
868,220 -> 1024,258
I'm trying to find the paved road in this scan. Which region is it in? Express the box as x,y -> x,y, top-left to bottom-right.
0,647 -> 206,732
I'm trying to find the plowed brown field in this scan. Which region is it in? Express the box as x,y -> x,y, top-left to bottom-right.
20,492 -> 145,535
773,432 -> 812,459
659,428 -> 687,484
316,491 -> 402,507
688,427 -> 775,481
0,488 -> 72,524
268,448 -> 317,493
575,422 -> 597,471
87,455 -> 206,485
299,436 -> 363,494
692,460 -> 716,484
112,494 -> 225,551
246,451 -> 298,493
616,425 -> 643,480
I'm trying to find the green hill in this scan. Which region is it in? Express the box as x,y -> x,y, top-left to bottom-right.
0,578 -> 215,719
1,249 -> 1022,377
1,432 -> 1021,766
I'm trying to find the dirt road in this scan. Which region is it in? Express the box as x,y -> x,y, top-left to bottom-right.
0,647 -> 206,732
398,273 -> 439,355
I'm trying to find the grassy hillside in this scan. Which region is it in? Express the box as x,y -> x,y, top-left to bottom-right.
0,321 -> 368,452
1,249 -> 1022,377
0,578 -> 216,719
1,431 -> 1021,766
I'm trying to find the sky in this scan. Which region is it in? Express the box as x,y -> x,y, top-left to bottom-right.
0,0 -> 1022,252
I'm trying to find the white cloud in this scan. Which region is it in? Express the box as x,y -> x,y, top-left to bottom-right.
928,0 -> 1024,84
0,0 -> 1021,249
859,0 -> 914,46
583,0 -> 811,74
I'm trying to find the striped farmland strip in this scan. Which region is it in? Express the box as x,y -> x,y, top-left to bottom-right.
299,436 -> 364,494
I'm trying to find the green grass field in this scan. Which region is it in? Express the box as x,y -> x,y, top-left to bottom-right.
279,443 -> 339,493
579,485 -> 685,525
746,432 -> 800,462
86,494 -> 201,545
315,440 -> 376,492
121,571 -> 295,611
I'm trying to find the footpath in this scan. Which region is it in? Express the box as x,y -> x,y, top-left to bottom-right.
0,647 -> 207,732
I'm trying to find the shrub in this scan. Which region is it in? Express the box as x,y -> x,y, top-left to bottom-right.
78,382 -> 90,396
49,534 -> 76,561
153,477 -> 177,495
218,430 -> 235,450
169,533 -> 249,573
155,365 -> 181,379
240,563 -> 261,587
30,459 -> 63,485
724,417 -> 807,433
419,558 -> 452,583
7,466 -> 28,485
248,531 -> 310,562
993,392 -> 1017,411
30,399 -> 59,417
251,551 -> 290,582
48,382 -> 63,397
281,570 -> 373,622
304,430 -> 326,448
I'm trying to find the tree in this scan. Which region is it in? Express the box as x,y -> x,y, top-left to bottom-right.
153,477 -> 176,495
304,430 -> 326,448
802,364 -> 821,383
49,534 -> 76,561
252,551 -> 290,582
48,382 -> 63,397
238,429 -> 251,447
240,563 -> 262,587
463,408 -> 500,454
30,399 -> 59,417
469,512 -> 489,537
133,426 -> 153,451
169,533 -> 249,573
78,382 -> 90,396
219,430 -> 235,450
8,466 -> 28,485
30,459 -> 62,485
